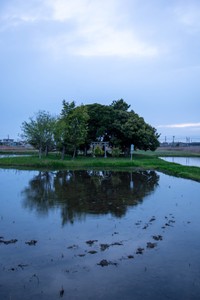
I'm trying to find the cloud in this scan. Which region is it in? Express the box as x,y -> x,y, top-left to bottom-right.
174,2 -> 200,33
48,0 -> 91,22
73,27 -> 157,57
49,0 -> 158,57
0,1 -> 52,32
158,123 -> 200,129
0,0 -> 158,58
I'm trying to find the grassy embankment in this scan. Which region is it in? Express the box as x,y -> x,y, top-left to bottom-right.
0,148 -> 200,182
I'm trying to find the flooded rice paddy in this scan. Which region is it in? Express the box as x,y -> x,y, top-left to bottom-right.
0,169 -> 200,300
160,156 -> 200,167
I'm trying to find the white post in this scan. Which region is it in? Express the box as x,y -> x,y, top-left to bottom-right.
130,144 -> 134,160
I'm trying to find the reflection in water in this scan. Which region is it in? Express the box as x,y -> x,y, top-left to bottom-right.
160,156 -> 200,167
1,169 -> 200,300
22,170 -> 159,225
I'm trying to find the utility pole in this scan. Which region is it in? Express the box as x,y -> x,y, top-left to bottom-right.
172,136 -> 175,146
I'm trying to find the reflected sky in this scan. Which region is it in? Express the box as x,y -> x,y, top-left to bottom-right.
0,169 -> 200,300
160,156 -> 200,167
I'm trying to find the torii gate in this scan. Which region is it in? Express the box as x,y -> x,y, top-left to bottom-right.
91,142 -> 109,158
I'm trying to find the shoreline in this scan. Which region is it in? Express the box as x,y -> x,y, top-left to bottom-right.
0,150 -> 199,183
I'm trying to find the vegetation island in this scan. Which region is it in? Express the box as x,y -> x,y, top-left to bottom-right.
0,99 -> 199,182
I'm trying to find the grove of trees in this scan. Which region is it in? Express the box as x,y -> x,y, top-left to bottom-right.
21,99 -> 160,158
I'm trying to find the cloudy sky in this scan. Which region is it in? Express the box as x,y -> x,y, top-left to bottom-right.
0,0 -> 200,143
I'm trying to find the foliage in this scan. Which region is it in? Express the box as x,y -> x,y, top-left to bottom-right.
93,145 -> 104,157
21,98 -> 160,159
120,111 -> 160,151
54,101 -> 75,159
111,98 -> 130,111
67,105 -> 89,158
111,147 -> 121,157
55,100 -> 89,159
85,103 -> 113,144
21,110 -> 56,158
86,99 -> 160,152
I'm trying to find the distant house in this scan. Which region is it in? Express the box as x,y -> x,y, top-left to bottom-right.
2,138 -> 15,146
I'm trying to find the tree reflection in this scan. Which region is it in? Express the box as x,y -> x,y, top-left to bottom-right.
22,171 -> 56,214
22,170 -> 159,225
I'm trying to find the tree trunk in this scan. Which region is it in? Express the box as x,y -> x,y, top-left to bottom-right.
72,147 -> 76,159
39,146 -> 42,159
45,145 -> 48,157
61,146 -> 65,160
84,146 -> 87,156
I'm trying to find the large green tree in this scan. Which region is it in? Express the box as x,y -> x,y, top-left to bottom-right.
67,105 -> 89,158
54,101 -> 76,159
85,99 -> 160,153
21,99 -> 159,158
55,101 -> 89,159
121,112 -> 160,151
85,103 -> 114,144
21,110 -> 56,158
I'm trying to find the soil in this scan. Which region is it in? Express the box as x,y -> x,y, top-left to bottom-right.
157,146 -> 200,153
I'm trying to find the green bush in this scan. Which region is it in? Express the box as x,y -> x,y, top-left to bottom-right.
93,145 -> 104,157
111,147 -> 121,157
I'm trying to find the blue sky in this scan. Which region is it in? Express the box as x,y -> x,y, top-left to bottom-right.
0,0 -> 200,143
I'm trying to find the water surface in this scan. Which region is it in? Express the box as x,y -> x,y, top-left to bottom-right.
0,169 -> 200,300
160,156 -> 200,167
0,154 -> 31,158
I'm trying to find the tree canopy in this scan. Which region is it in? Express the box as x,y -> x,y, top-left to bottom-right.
86,99 -> 160,152
54,100 -> 89,159
21,99 -> 160,158
21,110 -> 56,158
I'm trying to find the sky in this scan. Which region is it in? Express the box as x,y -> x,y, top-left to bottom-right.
0,0 -> 200,143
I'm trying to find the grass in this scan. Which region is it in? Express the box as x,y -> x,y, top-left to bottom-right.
139,148 -> 200,157
0,149 -> 200,182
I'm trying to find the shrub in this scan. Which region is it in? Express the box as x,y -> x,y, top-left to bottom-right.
111,147 -> 121,157
93,145 -> 104,157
